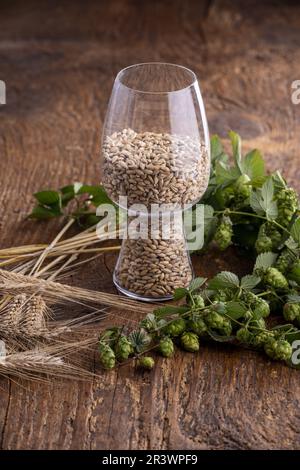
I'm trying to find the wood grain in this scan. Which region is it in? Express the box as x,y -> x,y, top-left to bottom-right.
0,0 -> 300,450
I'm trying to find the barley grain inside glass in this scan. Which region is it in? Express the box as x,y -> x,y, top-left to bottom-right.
101,63 -> 210,301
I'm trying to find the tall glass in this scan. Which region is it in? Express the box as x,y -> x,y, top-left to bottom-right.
101,63 -> 210,301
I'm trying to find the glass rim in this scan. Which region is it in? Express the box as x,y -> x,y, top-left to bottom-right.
115,62 -> 197,94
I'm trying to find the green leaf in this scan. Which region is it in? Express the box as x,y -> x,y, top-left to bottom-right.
29,205 -> 61,220
250,175 -> 268,188
78,185 -> 113,206
60,185 -> 75,205
173,288 -> 188,301
210,135 -> 223,162
203,204 -> 214,222
261,178 -> 278,220
249,190 -> 264,215
207,329 -> 235,342
203,205 -> 217,236
153,306 -> 190,317
100,327 -> 120,345
208,271 -> 240,290
34,190 -> 60,206
225,301 -> 248,320
240,274 -> 261,290
285,236 -> 299,252
229,130 -> 243,173
84,214 -> 102,226
254,252 -> 277,270
77,184 -> 101,196
286,294 -> 300,304
215,160 -> 240,185
242,149 -> 265,180
74,182 -> 83,194
291,217 -> 300,246
61,184 -> 75,195
250,178 -> 278,220
212,302 -> 227,314
272,171 -> 287,189
189,277 -> 207,292
189,204 -> 218,252
284,329 -> 300,345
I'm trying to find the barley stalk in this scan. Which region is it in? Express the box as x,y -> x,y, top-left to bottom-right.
0,269 -> 156,314
0,338 -> 97,382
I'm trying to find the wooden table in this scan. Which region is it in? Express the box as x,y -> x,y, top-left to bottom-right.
0,0 -> 300,450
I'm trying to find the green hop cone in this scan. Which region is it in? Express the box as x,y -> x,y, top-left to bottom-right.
267,227 -> 282,248
234,174 -> 252,200
252,330 -> 275,348
242,291 -> 258,305
158,337 -> 174,358
214,218 -> 233,251
99,342 -> 116,370
283,303 -> 300,325
205,311 -> 225,330
236,327 -> 253,343
164,318 -> 186,337
264,267 -> 289,290
287,260 -> 300,284
115,335 -> 133,361
139,317 -> 154,332
264,338 -> 292,361
241,292 -> 270,318
180,332 -> 200,352
257,222 -> 282,251
244,310 -> 253,320
137,356 -> 155,370
214,186 -> 234,209
253,298 -> 270,318
188,317 -> 207,336
275,188 -> 299,227
213,289 -> 234,302
193,295 -> 205,309
249,317 -> 266,330
255,235 -> 273,254
275,249 -> 296,274
221,317 -> 233,336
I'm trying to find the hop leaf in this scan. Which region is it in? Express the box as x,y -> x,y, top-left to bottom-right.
189,277 -> 207,292
208,271 -> 240,290
291,217 -> 300,247
254,252 -> 277,271
250,178 -> 278,220
240,274 -> 261,290
242,149 -> 265,181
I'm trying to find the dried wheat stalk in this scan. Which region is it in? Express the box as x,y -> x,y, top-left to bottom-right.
0,219 -> 147,382
0,294 -> 49,337
0,338 -> 97,382
0,223 -> 121,274
0,269 -> 156,315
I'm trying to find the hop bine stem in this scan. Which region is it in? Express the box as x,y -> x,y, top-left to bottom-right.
214,210 -> 291,236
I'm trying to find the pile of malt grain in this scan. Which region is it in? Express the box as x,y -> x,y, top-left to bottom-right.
102,128 -> 209,209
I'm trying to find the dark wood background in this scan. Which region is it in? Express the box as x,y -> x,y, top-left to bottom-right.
0,0 -> 300,450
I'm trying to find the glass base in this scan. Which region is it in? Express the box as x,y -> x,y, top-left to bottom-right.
113,272 -> 174,302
